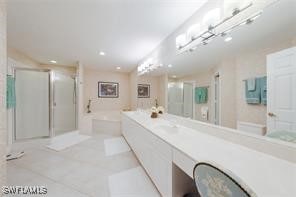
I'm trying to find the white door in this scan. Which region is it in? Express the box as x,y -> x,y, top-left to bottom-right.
53,72 -> 76,135
15,69 -> 50,140
267,47 -> 296,133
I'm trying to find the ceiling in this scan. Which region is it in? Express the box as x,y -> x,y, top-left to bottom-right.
7,0 -> 207,71
149,0 -> 296,78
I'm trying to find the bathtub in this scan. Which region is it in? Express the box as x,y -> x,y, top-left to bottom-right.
81,111 -> 121,136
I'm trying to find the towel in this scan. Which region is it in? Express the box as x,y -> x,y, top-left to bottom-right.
245,78 -> 260,104
260,76 -> 267,105
195,87 -> 208,104
6,75 -> 16,109
246,78 -> 256,91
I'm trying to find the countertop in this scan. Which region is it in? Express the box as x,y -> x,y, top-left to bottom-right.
123,111 -> 296,197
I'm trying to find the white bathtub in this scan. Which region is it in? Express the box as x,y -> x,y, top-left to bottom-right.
81,111 -> 121,136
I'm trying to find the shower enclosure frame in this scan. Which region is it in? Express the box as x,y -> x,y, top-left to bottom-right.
50,71 -> 78,137
13,67 -> 52,141
183,81 -> 196,119
12,68 -> 78,142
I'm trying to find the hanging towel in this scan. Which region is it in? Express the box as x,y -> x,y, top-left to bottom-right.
245,78 -> 260,104
6,75 -> 16,109
260,76 -> 267,105
246,78 -> 256,91
195,87 -> 208,104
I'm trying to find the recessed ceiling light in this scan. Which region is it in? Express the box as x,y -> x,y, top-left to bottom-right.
168,64 -> 173,68
172,75 -> 177,78
50,60 -> 57,64
99,51 -> 105,56
116,66 -> 121,70
224,36 -> 232,42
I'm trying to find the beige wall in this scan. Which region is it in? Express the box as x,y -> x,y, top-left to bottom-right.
214,59 -> 237,129
129,69 -> 167,111
7,47 -> 39,68
0,1 -> 7,190
137,75 -> 160,109
158,74 -> 168,110
129,69 -> 138,111
177,37 -> 296,129
236,39 -> 296,126
178,71 -> 213,123
7,48 -> 77,74
83,68 -> 130,112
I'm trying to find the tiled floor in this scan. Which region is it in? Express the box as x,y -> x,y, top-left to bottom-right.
7,133 -> 160,197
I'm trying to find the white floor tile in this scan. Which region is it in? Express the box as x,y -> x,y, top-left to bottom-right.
7,132 -> 159,197
104,137 -> 131,156
47,132 -> 91,151
108,167 -> 160,197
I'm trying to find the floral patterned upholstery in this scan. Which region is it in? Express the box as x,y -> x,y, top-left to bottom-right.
193,162 -> 257,197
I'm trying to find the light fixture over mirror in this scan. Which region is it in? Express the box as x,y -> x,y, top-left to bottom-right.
176,33 -> 188,49
187,24 -> 201,41
137,58 -> 163,76
224,0 -> 253,17
175,1 -> 255,52
202,8 -> 221,30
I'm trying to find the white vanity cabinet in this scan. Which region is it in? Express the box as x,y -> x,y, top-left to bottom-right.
122,115 -> 173,197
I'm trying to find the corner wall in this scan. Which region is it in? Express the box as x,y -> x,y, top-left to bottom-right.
83,68 -> 131,112
137,75 -> 160,109
0,0 -> 7,190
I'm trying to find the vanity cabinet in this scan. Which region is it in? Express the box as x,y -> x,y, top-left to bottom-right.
122,115 -> 173,197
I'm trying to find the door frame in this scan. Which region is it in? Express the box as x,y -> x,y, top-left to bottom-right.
51,71 -> 78,137
213,72 -> 221,125
13,67 -> 52,142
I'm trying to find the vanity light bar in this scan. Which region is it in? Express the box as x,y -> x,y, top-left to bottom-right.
137,59 -> 163,75
177,2 -> 253,51
184,9 -> 263,53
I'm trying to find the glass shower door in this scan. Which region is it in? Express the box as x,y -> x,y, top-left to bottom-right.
168,82 -> 183,116
53,72 -> 76,135
15,69 -> 50,140
183,82 -> 193,118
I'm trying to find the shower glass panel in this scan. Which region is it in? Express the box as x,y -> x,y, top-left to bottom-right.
168,82 -> 183,116
183,83 -> 193,118
168,82 -> 194,118
53,72 -> 76,135
15,69 -> 50,140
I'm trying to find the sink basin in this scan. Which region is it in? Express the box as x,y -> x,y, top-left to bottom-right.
154,124 -> 179,134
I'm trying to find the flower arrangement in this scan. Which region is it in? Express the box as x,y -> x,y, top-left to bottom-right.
151,107 -> 158,118
157,106 -> 164,114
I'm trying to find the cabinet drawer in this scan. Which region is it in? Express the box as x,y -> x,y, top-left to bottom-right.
173,149 -> 197,179
140,126 -> 172,159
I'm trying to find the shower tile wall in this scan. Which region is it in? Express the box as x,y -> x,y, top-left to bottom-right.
0,0 -> 7,190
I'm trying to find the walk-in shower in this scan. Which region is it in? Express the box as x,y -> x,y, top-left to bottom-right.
13,68 -> 77,141
168,81 -> 194,119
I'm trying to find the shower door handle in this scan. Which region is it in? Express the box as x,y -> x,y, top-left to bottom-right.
268,112 -> 276,117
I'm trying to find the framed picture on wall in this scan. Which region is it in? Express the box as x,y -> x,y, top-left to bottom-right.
138,84 -> 150,98
98,82 -> 119,98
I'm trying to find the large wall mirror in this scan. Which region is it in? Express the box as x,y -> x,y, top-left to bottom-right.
138,0 -> 296,146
